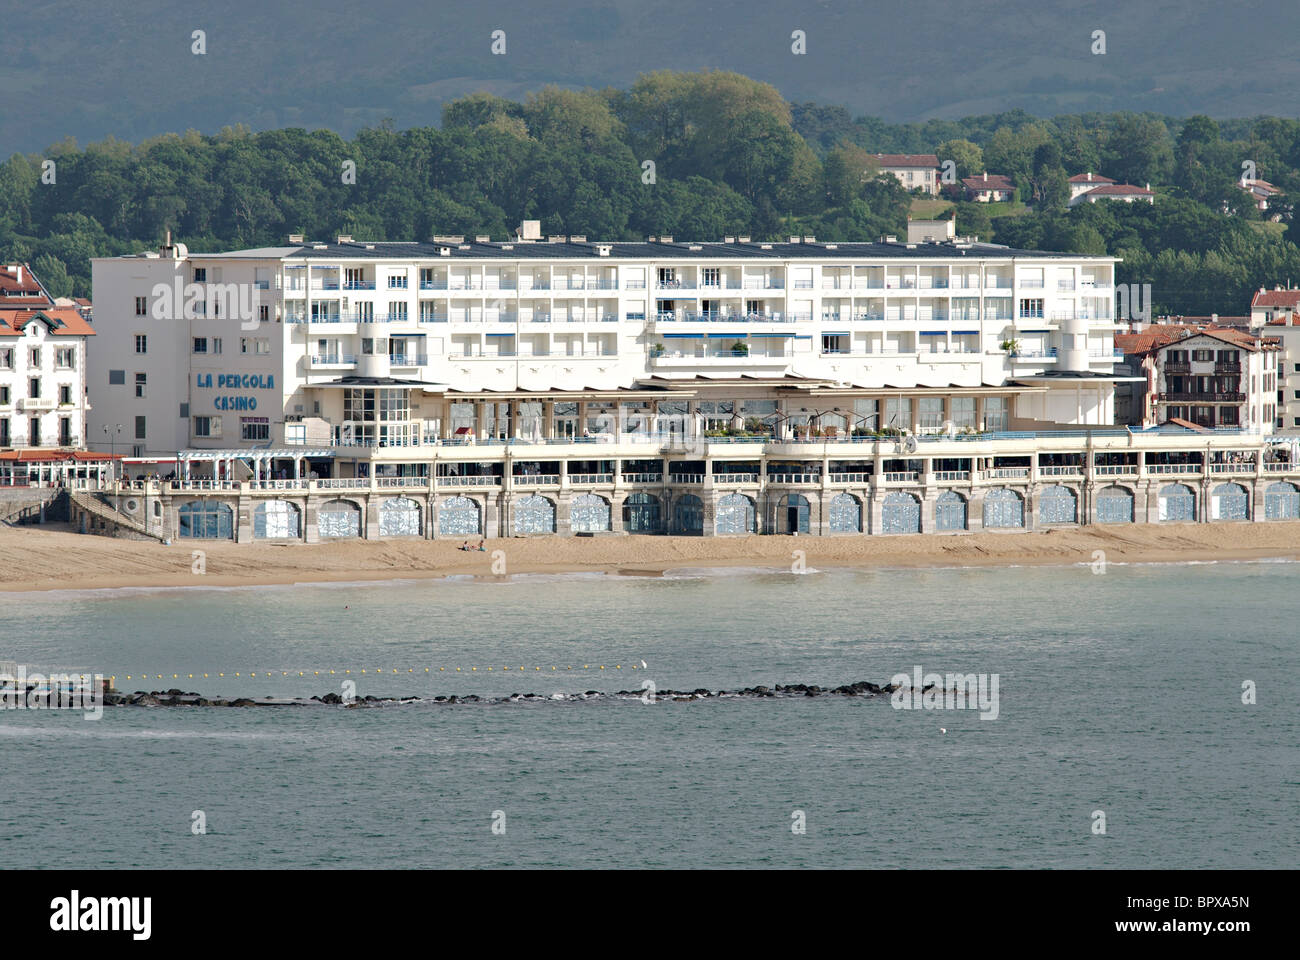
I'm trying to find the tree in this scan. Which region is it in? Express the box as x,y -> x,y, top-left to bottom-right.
937,139 -> 983,181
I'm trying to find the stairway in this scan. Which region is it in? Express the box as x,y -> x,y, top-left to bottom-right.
68,491 -> 166,541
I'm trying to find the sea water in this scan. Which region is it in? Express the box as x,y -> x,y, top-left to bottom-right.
0,562 -> 1295,868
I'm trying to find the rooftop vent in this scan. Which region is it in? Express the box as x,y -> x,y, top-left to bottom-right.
760,243 -> 773,250
458,244 -> 470,250
336,234 -> 353,244
660,236 -> 673,243
738,236 -> 751,243
288,234 -> 305,244
439,248 -> 451,257
803,236 -> 815,243
475,235 -> 490,243
569,235 -> 586,243
517,220 -> 542,241
724,236 -> 735,243
548,235 -> 565,243
788,236 -> 801,243
688,244 -> 702,251
597,245 -> 611,256
825,243 -> 838,250
432,235 -> 464,244
365,244 -> 375,250
501,244 -> 514,251
312,243 -> 327,250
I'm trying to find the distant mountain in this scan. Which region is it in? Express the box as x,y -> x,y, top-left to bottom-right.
3,0 -> 1299,153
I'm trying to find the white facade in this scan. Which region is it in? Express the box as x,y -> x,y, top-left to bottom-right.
88,236 -> 1123,457
0,318 -> 92,449
1152,331 -> 1277,434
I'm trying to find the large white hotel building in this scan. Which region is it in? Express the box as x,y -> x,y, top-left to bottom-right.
82,228 -> 1299,540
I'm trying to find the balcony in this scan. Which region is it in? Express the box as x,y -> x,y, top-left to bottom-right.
1163,362 -> 1192,375
419,281 -> 449,291
741,280 -> 784,290
309,354 -> 356,366
17,397 -> 56,412
622,472 -> 663,484
654,311 -> 796,324
1158,392 -> 1245,403
388,355 -> 428,367
568,473 -> 614,484
342,280 -> 376,290
713,473 -> 760,484
1215,363 -> 1242,374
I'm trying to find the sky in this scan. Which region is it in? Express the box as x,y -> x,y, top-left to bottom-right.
2,0 -> 1298,152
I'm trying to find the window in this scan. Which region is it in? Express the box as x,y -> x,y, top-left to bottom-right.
135,334 -> 147,354
28,378 -> 40,399
1018,298 -> 1044,319
193,268 -> 206,282
108,369 -> 125,385
1193,349 -> 1214,362
389,302 -> 408,322
240,417 -> 270,441
212,337 -> 222,354
135,372 -> 147,398
29,347 -> 40,367
193,416 -> 221,438
702,268 -> 720,287
259,305 -> 270,323
240,337 -> 269,355
388,275 -> 408,289
885,397 -> 912,429
59,417 -> 71,445
919,397 -> 946,432
134,415 -> 146,439
0,347 -> 11,369
135,296 -> 147,316
951,396 -> 977,430
56,347 -> 74,369
193,337 -> 208,354
0,386 -> 8,405
179,403 -> 189,418
984,397 -> 1008,431
58,385 -> 71,405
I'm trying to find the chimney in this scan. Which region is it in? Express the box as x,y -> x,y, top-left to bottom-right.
1145,182 -> 1151,191
1087,172 -> 1093,182
14,265 -> 21,284
983,172 -> 988,182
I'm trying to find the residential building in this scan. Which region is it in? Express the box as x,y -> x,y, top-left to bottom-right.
872,154 -> 941,195
1240,178 -> 1283,216
1069,183 -> 1156,207
961,173 -> 1015,202
0,263 -> 96,455
1068,172 -> 1116,202
1249,286 -> 1300,327
1118,327 -> 1278,431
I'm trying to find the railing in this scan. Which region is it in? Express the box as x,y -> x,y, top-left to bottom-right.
421,314 -> 449,323
828,472 -> 871,483
882,471 -> 920,483
419,281 -> 449,290
249,479 -> 305,490
1146,463 -> 1201,474
1264,462 -> 1296,472
742,280 -> 784,290
1214,364 -> 1242,374
984,467 -> 1029,479
1208,462 -> 1256,474
768,473 -> 821,484
1038,465 -> 1083,476
667,474 -> 704,483
309,354 -> 356,366
342,281 -> 375,290
173,479 -> 239,491
933,470 -> 971,481
1163,363 -> 1192,375
713,473 -> 759,484
512,474 -> 560,485
438,475 -> 501,486
1095,464 -> 1137,476
622,473 -> 663,484
654,311 -> 797,323
316,478 -> 370,489
388,355 -> 429,366
376,476 -> 425,487
1020,280 -> 1044,289
568,473 -> 613,484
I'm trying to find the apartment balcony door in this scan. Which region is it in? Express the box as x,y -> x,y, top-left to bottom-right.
28,417 -> 40,446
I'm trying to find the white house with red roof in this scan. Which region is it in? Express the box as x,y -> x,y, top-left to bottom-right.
1069,182 -> 1156,208
960,173 -> 1015,202
1067,172 -> 1116,202
1,263 -> 97,454
872,154 -> 941,195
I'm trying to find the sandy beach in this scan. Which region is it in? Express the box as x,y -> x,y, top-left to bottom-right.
1,521 -> 1297,592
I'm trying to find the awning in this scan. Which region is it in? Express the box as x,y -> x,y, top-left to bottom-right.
707,332 -> 746,338
485,332 -> 515,337
662,333 -> 703,339
952,330 -> 980,335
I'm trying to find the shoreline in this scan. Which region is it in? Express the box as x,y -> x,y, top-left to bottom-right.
2,522 -> 1299,594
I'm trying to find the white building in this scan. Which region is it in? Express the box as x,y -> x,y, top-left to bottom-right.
1068,172 -> 1116,202
1149,329 -> 1277,432
87,232 -> 1126,468
872,155 -> 941,195
1,264 -> 96,453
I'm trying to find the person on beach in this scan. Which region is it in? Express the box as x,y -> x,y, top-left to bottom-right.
477,539 -> 486,551
459,541 -> 470,551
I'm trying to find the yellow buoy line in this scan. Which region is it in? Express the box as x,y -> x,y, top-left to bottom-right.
110,664 -> 637,684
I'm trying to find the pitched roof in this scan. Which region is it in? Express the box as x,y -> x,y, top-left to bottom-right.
1117,324 -> 1269,355
873,154 -> 938,167
1068,172 -> 1116,184
0,307 -> 96,337
0,263 -> 52,305
961,174 -> 1015,192
1251,288 -> 1300,308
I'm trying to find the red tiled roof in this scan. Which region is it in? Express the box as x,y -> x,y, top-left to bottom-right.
0,263 -> 52,305
0,307 -> 95,337
961,174 -> 1015,192
873,154 -> 938,167
1165,417 -> 1211,433
1251,289 -> 1300,308
1068,172 -> 1116,184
